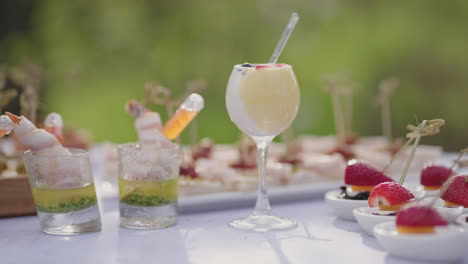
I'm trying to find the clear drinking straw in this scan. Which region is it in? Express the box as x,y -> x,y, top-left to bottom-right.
268,12 -> 300,63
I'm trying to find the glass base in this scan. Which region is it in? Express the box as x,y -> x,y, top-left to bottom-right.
38,205 -> 101,235
229,214 -> 297,232
120,203 -> 177,229
121,216 -> 177,229
41,219 -> 101,235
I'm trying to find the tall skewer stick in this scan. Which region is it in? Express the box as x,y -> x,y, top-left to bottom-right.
398,119 -> 445,185
376,77 -> 399,144
323,77 -> 346,145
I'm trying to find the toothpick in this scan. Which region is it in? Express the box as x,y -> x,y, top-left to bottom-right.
341,74 -> 356,140
398,119 -> 445,185
184,80 -> 207,162
448,147 -> 468,172
376,77 -> 399,144
323,77 -> 346,145
381,137 -> 414,174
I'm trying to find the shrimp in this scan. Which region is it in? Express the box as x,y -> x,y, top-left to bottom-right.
2,112 -> 82,188
44,112 -> 64,144
4,112 -> 67,156
125,94 -> 203,181
0,115 -> 13,137
126,100 -> 171,147
125,101 -> 174,181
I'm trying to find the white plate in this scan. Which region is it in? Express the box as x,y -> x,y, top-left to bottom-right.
324,190 -> 368,221
456,214 -> 468,228
353,207 -> 395,236
374,222 -> 468,262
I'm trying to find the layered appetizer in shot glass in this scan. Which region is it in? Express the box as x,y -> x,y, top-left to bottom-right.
0,112 -> 101,235
119,94 -> 203,229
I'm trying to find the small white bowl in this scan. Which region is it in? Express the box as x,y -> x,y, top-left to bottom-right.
431,198 -> 467,221
324,190 -> 368,221
374,222 -> 468,262
456,214 -> 468,228
353,207 -> 396,236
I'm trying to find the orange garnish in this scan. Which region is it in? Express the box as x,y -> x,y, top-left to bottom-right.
396,226 -> 435,234
350,185 -> 374,192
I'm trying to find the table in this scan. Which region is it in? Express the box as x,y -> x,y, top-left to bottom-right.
2,195 -> 466,264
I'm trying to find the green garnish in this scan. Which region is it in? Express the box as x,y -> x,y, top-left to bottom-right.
120,193 -> 175,207
36,196 -> 97,213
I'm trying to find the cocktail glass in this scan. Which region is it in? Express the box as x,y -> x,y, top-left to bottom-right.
118,142 -> 179,229
23,149 -> 101,235
226,63 -> 300,231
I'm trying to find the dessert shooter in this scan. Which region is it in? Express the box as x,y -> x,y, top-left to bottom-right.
0,112 -> 101,235
225,13 -> 300,231
120,94 -> 203,229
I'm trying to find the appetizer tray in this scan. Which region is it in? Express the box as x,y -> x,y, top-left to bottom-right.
177,180 -> 339,213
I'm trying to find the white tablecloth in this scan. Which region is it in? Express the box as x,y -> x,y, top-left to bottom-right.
1,195 -> 466,264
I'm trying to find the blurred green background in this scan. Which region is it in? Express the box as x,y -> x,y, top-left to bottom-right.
1,0 -> 467,150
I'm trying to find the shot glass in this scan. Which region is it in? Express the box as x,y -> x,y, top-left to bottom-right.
117,142 -> 180,229
23,149 -> 101,235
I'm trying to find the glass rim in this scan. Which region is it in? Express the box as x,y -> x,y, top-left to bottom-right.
23,148 -> 89,159
233,63 -> 292,69
117,142 -> 180,153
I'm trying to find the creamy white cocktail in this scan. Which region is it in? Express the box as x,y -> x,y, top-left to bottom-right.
226,63 -> 300,231
226,64 -> 300,137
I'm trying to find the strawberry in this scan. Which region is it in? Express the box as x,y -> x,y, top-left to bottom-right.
255,64 -> 270,69
368,182 -> 415,210
327,146 -> 354,160
255,64 -> 287,70
440,175 -> 468,207
344,161 -> 393,186
180,165 -> 199,179
420,165 -> 452,188
396,205 -> 448,234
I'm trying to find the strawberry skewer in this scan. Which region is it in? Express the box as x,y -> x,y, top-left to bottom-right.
368,119 -> 445,211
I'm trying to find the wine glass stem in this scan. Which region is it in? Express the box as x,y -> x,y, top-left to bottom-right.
253,136 -> 273,216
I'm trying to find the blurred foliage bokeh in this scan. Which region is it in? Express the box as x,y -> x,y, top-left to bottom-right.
1,0 -> 468,150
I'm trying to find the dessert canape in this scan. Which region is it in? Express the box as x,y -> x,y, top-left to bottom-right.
354,119 -> 443,235
422,151 -> 468,216
420,165 -> 452,191
353,182 -> 415,236
368,182 -> 415,212
325,160 -> 393,221
345,161 -> 393,193
373,204 -> 468,262
418,148 -> 465,195
440,174 -> 468,208
396,205 -> 448,234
